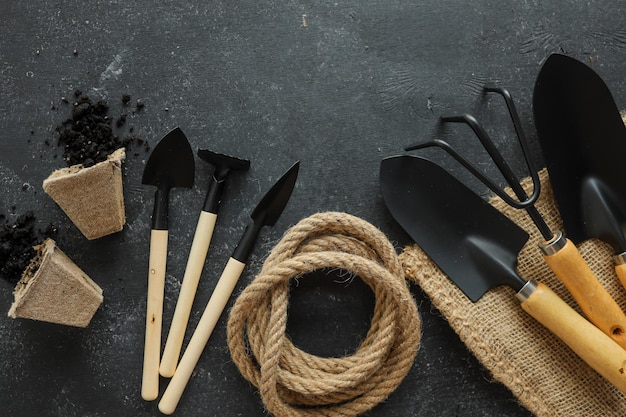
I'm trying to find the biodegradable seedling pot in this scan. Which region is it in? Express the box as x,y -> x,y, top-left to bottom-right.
43,148 -> 126,240
8,238 -> 103,328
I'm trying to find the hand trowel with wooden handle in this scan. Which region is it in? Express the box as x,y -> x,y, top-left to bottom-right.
534,53 -> 626,292
408,87 -> 626,349
159,161 -> 299,415
160,150 -> 250,378
380,154 -> 626,395
141,127 -> 195,401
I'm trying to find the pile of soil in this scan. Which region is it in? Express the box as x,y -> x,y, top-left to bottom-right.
2,91 -> 152,284
1,91 -> 151,284
55,90 -> 148,167
0,212 -> 56,284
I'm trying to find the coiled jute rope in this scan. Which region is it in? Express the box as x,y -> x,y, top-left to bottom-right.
227,212 -> 421,417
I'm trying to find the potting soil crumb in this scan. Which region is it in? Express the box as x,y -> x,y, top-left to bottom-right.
0,212 -> 56,284
54,91 -> 149,167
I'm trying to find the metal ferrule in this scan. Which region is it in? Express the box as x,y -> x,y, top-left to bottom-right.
538,230 -> 566,256
614,252 -> 626,266
515,279 -> 538,302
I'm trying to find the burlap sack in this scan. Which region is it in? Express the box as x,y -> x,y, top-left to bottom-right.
399,169 -> 626,417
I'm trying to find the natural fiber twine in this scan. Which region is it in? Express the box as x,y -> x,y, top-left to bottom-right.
400,169 -> 626,417
227,212 -> 421,417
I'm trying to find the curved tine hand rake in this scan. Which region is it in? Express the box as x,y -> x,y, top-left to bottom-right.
406,88 -> 546,235
406,135 -> 538,211
406,86 -> 626,347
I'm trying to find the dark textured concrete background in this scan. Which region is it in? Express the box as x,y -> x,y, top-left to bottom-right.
1,2 -> 625,416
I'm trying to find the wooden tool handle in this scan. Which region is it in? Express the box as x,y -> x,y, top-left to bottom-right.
542,237 -> 626,348
520,282 -> 626,395
159,257 -> 246,415
160,211 -> 218,378
615,262 -> 626,294
142,229 -> 169,401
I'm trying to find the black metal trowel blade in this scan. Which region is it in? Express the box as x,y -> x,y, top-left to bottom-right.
142,127 -> 195,230
142,127 -> 195,189
533,53 -> 626,253
380,155 -> 529,301
250,161 -> 299,227
231,161 -> 300,263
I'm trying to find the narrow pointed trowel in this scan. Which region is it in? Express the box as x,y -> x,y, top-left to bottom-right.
380,154 -> 626,394
533,53 -> 626,290
159,161 -> 299,415
141,127 -> 195,401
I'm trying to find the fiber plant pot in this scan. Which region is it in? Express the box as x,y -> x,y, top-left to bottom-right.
8,238 -> 103,328
43,148 -> 126,240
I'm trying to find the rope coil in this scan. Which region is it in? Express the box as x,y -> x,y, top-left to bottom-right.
227,212 -> 421,417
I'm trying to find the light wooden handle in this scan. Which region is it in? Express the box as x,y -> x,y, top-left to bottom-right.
141,229 -> 169,401
159,257 -> 246,415
160,211 -> 218,378
542,237 -> 626,349
615,263 -> 626,294
521,282 -> 626,395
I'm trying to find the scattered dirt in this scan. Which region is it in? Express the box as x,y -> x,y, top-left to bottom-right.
0,212 -> 57,284
1,90 -> 151,284
54,90 -> 149,167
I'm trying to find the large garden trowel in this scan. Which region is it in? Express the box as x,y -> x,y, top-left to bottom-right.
534,53 -> 626,291
379,154 -> 626,395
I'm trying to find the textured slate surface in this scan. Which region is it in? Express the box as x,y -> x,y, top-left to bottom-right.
1,2 -> 625,416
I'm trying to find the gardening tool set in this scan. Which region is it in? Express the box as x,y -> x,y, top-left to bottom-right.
139,127 -> 299,409
138,53 -> 626,411
380,53 -> 626,395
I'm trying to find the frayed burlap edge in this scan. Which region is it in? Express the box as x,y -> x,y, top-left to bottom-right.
399,169 -> 626,417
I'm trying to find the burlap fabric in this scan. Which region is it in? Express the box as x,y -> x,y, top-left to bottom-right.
399,169 -> 626,416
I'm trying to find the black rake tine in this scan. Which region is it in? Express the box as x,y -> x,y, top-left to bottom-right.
440,113 -> 541,210
405,87 -> 552,240
406,138 -> 536,210
483,86 -> 542,199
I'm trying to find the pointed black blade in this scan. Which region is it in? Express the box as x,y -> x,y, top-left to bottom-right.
142,127 -> 195,230
380,155 -> 528,301
231,161 -> 299,263
533,53 -> 626,251
250,161 -> 300,226
142,127 -> 195,190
